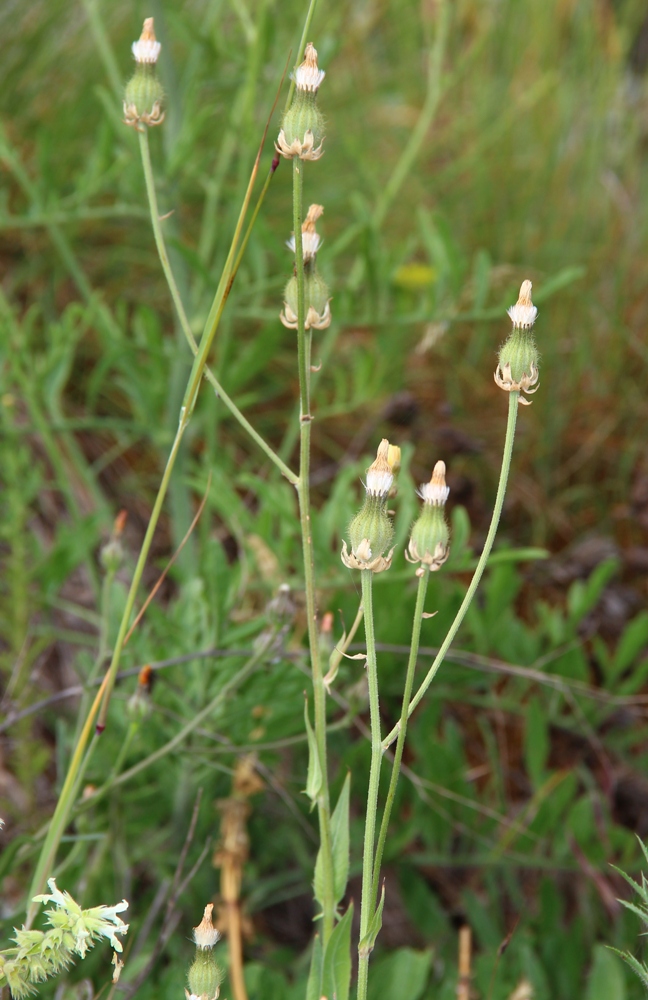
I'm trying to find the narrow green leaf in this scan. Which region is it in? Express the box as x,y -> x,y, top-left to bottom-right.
359,885 -> 385,955
304,697 -> 323,809
306,934 -> 323,1000
322,903 -> 354,1000
315,773 -> 351,909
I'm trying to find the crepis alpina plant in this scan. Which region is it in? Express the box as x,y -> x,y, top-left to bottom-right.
15,9 -> 546,1000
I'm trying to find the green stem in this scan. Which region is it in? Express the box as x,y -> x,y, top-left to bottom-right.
138,128 -> 297,485
357,569 -> 382,1000
97,413 -> 189,730
292,157 -> 335,943
73,565 -> 115,746
26,411 -> 189,923
284,0 -> 320,112
370,569 -> 429,905
383,391 -> 520,751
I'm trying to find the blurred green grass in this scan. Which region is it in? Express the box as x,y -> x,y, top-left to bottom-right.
2,0 -> 648,997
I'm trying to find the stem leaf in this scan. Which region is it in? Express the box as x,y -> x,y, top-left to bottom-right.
314,773 -> 350,909
322,902 -> 354,1000
306,934 -> 323,1000
304,696 -> 323,809
359,884 -> 385,956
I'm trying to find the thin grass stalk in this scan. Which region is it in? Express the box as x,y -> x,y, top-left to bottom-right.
357,569 -> 382,1000
292,157 -> 335,943
26,414 -> 188,921
138,128 -> 296,484
383,391 -> 520,751
370,568 -> 429,906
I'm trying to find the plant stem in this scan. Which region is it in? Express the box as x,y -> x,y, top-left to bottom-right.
26,411 -> 189,923
284,0 -> 320,112
383,391 -> 520,751
292,157 -> 335,943
97,412 -> 189,729
138,128 -> 296,485
370,569 -> 429,905
357,569 -> 382,1000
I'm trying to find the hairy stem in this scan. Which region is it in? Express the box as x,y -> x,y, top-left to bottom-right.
292,157 -> 335,944
371,569 -> 429,904
357,569 -> 382,1000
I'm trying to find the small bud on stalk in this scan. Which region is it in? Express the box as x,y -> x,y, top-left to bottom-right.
494,280 -> 540,405
281,204 -> 331,330
341,440 -> 400,573
186,904 -> 224,1000
276,43 -> 326,161
406,461 -> 451,575
123,18 -> 165,129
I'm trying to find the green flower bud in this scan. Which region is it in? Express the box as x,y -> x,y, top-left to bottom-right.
187,949 -> 224,1000
406,461 -> 450,574
187,905 -> 223,1000
123,20 -> 165,128
494,280 -> 540,404
341,440 -> 398,573
280,206 -> 332,330
281,92 -> 326,149
275,44 -> 326,161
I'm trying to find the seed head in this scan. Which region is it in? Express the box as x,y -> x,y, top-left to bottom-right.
406,461 -> 450,574
293,42 -> 326,93
192,904 -> 220,950
287,204 -> 324,262
276,43 -> 326,160
341,440 -> 398,573
506,280 -> 538,330
123,18 -> 165,129
495,280 -> 540,405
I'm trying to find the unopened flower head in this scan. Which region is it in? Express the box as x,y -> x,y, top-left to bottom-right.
287,204 -> 324,262
276,43 -> 326,160
365,438 -> 395,497
123,18 -> 165,128
131,17 -> 161,64
187,904 -> 224,1000
407,461 -> 450,574
294,42 -> 326,92
341,440 -> 398,573
507,280 -> 538,330
417,460 -> 450,506
495,280 -> 540,405
193,904 -> 220,950
281,205 -> 331,330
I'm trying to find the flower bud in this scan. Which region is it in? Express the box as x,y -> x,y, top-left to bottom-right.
494,280 -> 540,405
281,205 -> 332,330
341,440 -> 398,573
186,905 -> 223,1000
287,204 -> 324,263
126,665 -> 154,721
276,43 -> 326,161
123,19 -> 165,128
406,461 -> 450,574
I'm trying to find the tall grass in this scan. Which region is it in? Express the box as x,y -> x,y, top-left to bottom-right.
2,1 -> 648,998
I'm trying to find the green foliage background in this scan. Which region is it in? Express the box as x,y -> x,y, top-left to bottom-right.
2,0 -> 648,997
